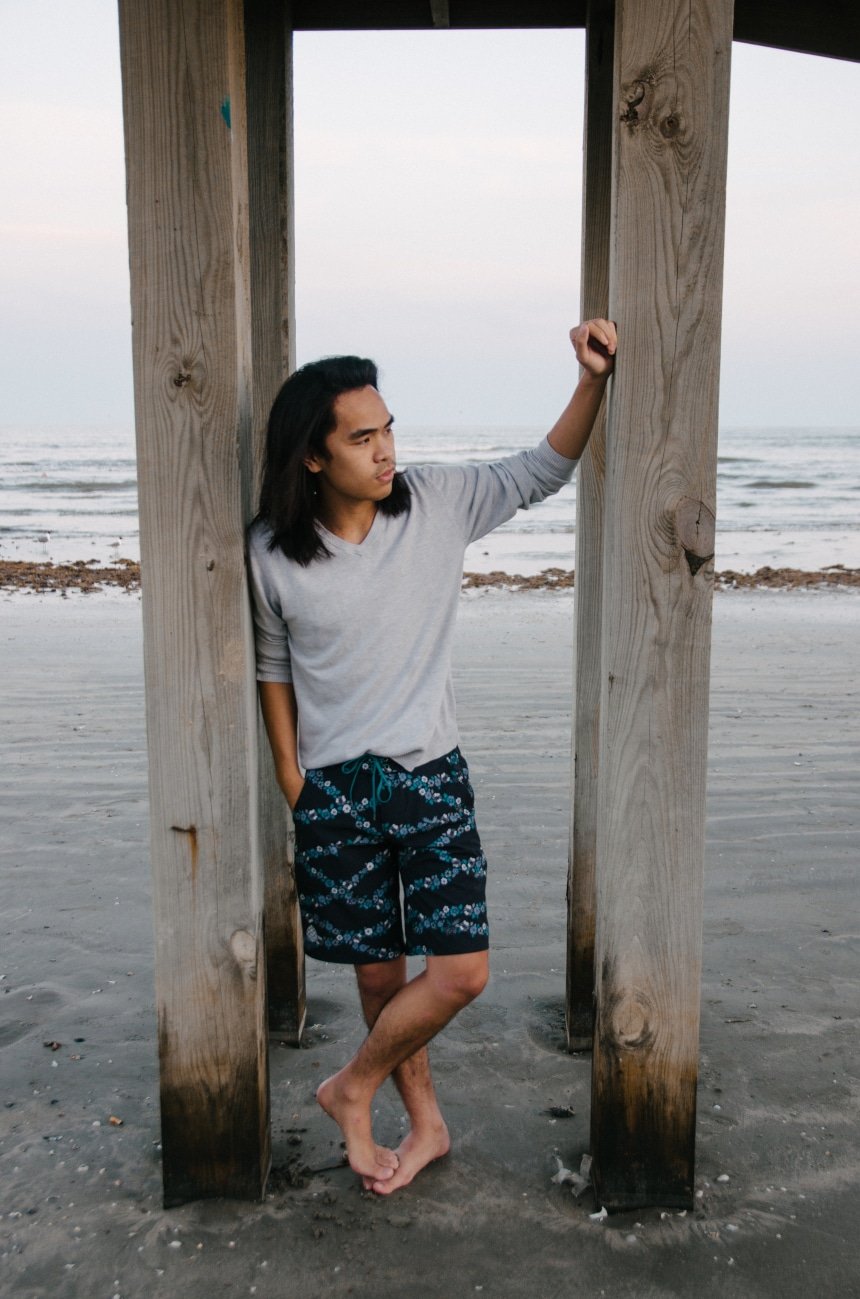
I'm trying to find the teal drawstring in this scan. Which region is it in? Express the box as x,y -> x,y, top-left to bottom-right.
342,755 -> 394,817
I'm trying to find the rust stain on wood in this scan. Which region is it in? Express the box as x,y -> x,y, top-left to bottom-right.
170,823 -> 198,882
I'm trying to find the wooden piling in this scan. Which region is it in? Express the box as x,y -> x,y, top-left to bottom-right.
119,0 -> 270,1205
590,0 -> 734,1208
244,0 -> 306,1044
566,0 -> 614,1052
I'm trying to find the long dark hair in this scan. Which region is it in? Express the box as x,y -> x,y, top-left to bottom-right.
255,356 -> 411,565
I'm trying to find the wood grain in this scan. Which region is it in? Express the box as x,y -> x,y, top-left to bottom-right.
566,0 -> 614,1052
119,0 -> 270,1205
244,0 -> 306,1044
590,0 -> 733,1209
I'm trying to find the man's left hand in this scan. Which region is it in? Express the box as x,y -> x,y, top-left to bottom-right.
571,318 -> 617,380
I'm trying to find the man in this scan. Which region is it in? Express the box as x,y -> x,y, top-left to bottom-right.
247,319 -> 616,1195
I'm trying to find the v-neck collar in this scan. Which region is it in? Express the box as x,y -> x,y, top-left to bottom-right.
317,506 -> 381,554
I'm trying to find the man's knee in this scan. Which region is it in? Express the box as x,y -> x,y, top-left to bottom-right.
427,952 -> 489,1007
354,957 -> 405,1003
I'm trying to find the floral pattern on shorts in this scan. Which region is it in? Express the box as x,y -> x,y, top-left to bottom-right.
292,748 -> 489,964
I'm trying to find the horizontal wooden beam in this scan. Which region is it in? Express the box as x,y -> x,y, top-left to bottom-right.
290,1 -> 587,29
290,0 -> 860,63
734,0 -> 860,64
430,0 -> 451,27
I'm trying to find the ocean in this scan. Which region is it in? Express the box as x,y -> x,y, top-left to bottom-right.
1,424 -> 858,576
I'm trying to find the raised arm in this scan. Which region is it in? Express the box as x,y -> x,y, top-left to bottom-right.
258,680 -> 305,810
546,318 -> 617,461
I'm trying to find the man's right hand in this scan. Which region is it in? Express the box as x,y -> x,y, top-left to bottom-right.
259,682 -> 304,812
281,771 -> 306,811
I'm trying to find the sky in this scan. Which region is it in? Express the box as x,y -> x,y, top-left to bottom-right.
1,0 -> 858,430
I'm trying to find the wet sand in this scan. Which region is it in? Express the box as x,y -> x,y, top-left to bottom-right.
1,588 -> 858,1297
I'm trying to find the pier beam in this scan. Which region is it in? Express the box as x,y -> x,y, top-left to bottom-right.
589,0 -> 734,1208
119,0 -> 285,1204
566,0 -> 614,1052
244,0 -> 306,1045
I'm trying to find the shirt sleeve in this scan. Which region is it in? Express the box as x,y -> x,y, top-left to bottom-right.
411,436 -> 579,545
246,528 -> 293,683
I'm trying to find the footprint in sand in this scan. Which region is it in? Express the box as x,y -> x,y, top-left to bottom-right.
0,986 -> 66,1048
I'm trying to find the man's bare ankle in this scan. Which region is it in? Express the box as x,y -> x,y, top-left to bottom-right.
318,1068 -> 374,1110
403,1111 -> 447,1137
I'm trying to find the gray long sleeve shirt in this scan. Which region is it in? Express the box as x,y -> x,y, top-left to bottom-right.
247,436 -> 578,771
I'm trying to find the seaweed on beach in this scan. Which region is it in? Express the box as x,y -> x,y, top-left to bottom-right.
0,559 -> 140,593
461,564 -> 860,592
2,559 -> 859,594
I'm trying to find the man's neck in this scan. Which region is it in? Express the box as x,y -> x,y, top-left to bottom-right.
318,494 -> 378,545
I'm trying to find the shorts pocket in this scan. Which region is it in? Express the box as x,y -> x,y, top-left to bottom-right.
292,772 -> 315,815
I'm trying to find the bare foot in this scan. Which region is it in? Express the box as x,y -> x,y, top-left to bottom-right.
316,1072 -> 399,1183
370,1121 -> 450,1195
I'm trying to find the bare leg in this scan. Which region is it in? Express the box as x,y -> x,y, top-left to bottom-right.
354,957 -> 450,1192
316,950 -> 489,1193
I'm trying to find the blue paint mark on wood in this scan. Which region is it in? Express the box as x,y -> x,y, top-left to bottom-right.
220,97 -> 231,130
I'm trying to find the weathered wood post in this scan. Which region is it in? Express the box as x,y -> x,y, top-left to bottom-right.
590,0 -> 733,1208
244,0 -> 306,1044
119,0 -> 274,1204
566,0 -> 614,1052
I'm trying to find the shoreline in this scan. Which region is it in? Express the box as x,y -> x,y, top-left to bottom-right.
2,557 -> 860,595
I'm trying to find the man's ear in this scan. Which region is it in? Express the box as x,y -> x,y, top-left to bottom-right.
303,454 -> 323,474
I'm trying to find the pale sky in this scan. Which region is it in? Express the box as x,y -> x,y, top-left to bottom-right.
1,0 -> 858,429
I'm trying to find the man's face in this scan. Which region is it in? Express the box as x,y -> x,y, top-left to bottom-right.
306,385 -> 396,506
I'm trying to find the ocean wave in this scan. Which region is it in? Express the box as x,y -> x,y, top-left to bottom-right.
745,480 -> 817,489
2,424 -> 857,569
6,479 -> 138,493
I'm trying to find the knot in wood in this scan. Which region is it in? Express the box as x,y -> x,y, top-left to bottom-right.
620,80 -> 647,125
610,993 -> 655,1051
172,371 -> 192,388
660,113 -> 681,140
674,496 -> 716,577
620,71 -> 655,127
230,928 -> 257,972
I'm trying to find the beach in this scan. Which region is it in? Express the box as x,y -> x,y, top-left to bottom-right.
1,586 -> 858,1298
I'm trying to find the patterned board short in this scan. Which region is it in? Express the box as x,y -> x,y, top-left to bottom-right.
291,747 -> 489,964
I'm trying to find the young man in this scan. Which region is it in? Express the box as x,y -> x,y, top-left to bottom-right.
248,319 -> 616,1195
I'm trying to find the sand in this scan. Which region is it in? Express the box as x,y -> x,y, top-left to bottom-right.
1,587 -> 858,1298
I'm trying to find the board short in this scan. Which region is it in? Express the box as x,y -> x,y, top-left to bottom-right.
291,746 -> 489,964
